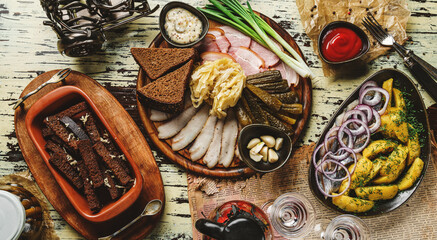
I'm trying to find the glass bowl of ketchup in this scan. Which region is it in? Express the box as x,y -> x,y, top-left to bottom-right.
318,21 -> 370,64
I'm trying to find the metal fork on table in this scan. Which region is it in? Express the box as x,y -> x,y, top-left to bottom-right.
11,68 -> 72,110
362,13 -> 437,102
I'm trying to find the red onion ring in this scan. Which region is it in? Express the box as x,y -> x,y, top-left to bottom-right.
354,104 -> 373,122
359,87 -> 390,115
369,108 -> 381,133
359,81 -> 378,96
338,119 -> 370,153
327,147 -> 357,173
324,126 -> 339,152
315,159 -> 351,198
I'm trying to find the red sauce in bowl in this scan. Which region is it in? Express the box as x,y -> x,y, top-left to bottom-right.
321,27 -> 362,62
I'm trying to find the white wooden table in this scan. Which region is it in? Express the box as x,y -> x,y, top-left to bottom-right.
0,0 -> 435,239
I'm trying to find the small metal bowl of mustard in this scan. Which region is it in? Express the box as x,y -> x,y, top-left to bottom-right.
159,1 -> 209,48
318,21 -> 370,65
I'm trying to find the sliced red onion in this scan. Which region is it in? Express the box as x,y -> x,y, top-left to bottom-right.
339,119 -> 370,153
354,104 -> 373,122
327,147 -> 357,172
359,81 -> 378,96
362,91 -> 381,106
369,108 -> 381,133
359,87 -> 390,115
312,143 -> 325,169
315,159 -> 351,198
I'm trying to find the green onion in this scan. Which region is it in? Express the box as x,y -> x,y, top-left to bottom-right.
199,0 -> 314,79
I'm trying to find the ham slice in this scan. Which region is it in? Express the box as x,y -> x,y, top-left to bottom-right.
231,47 -> 265,76
216,35 -> 231,53
200,34 -> 220,53
208,28 -> 225,38
249,41 -> 280,68
274,61 -> 299,86
219,26 -> 251,48
201,52 -> 236,63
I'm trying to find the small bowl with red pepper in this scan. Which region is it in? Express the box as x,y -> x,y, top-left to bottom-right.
318,21 -> 370,65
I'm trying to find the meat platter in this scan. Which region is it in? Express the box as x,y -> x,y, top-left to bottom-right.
136,13 -> 312,178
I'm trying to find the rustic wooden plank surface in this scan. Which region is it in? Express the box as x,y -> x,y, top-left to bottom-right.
0,0 -> 435,239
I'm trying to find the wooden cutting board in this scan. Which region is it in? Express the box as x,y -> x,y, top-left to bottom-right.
14,70 -> 165,240
136,13 -> 312,178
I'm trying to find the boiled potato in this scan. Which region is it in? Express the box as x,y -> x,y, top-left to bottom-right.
380,111 -> 409,143
368,158 -> 384,180
373,158 -> 406,184
332,195 -> 374,213
355,185 -> 398,200
380,145 -> 409,176
339,157 -> 373,193
382,78 -> 393,107
362,140 -> 397,160
397,158 -> 424,191
407,124 -> 420,166
392,88 -> 406,111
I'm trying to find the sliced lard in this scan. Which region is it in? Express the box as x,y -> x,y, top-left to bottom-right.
172,105 -> 209,151
218,110 -> 238,168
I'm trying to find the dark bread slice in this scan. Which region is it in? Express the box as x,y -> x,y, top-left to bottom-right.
49,152 -> 84,190
77,140 -> 104,188
93,141 -> 132,186
137,60 -> 193,113
131,47 -> 196,80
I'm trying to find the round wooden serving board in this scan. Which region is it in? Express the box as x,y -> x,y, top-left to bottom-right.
14,70 -> 165,240
136,13 -> 312,178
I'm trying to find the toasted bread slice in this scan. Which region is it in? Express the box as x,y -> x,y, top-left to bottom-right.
131,47 -> 196,80
137,60 -> 194,113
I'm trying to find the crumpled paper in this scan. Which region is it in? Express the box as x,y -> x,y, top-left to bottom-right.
296,0 -> 410,76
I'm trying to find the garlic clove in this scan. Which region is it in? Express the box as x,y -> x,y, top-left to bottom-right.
268,149 -> 279,163
247,138 -> 261,149
249,152 -> 263,162
260,146 -> 269,162
275,138 -> 284,150
250,142 -> 265,154
260,135 -> 275,148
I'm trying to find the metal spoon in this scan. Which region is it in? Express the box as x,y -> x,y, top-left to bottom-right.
98,199 -> 163,240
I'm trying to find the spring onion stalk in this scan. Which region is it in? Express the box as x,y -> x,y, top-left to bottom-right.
199,0 -> 314,79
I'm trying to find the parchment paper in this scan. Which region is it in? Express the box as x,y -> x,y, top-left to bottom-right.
295,0 -> 410,76
0,171 -> 59,240
188,144 -> 437,239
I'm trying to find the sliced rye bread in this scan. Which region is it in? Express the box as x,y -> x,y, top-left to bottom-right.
131,47 -> 196,80
137,59 -> 193,113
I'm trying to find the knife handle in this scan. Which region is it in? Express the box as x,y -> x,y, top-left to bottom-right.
404,57 -> 437,102
407,50 -> 437,81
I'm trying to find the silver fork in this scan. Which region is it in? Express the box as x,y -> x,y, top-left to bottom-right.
11,68 -> 72,110
362,13 -> 437,102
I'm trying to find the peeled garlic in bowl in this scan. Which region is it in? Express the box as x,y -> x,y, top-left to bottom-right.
248,135 -> 283,163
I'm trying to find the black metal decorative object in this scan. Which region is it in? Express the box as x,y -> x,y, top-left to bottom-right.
40,0 -> 159,57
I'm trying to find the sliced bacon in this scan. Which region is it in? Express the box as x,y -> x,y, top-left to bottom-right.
219,26 -> 251,48
273,61 -> 299,86
231,47 -> 265,76
200,34 -> 220,53
200,52 -> 236,63
208,28 -> 225,38
249,41 -> 280,68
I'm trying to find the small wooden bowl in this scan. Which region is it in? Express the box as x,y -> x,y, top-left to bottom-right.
25,86 -> 143,222
238,124 -> 292,173
318,21 -> 370,65
159,1 -> 209,48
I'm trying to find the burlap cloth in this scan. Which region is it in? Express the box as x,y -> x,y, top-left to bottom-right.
295,0 -> 410,76
0,171 -> 59,240
188,143 -> 437,239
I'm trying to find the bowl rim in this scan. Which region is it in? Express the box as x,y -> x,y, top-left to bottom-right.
238,124 -> 293,173
25,85 -> 143,222
158,1 -> 210,48
307,68 -> 431,216
317,20 -> 370,65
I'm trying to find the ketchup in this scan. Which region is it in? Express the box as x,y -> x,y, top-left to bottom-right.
321,27 -> 362,62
